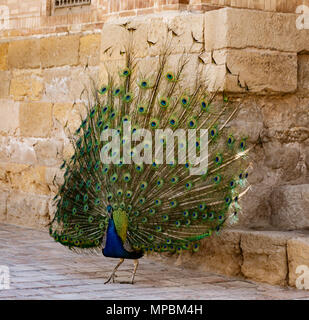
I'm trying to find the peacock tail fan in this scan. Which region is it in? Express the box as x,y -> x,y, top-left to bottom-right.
49,43 -> 251,256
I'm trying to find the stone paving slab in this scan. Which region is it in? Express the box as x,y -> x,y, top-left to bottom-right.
0,223 -> 309,300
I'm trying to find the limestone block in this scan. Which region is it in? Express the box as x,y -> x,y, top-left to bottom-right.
0,162 -> 50,195
261,96 -> 309,143
298,53 -> 309,91
287,237 -> 309,289
79,34 -> 101,66
33,139 -> 63,167
42,67 -> 72,103
53,102 -> 84,134
228,98 -> 264,143
179,229 -> 243,277
204,7 -> 309,52
40,35 -> 80,68
270,185 -> 309,231
0,71 -> 11,99
0,42 -> 8,70
201,48 -> 297,93
10,71 -> 44,101
5,137 -> 37,165
0,137 -> 10,162
0,99 -> 19,136
101,17 -> 168,60
224,49 -> 297,93
101,23 -> 128,61
19,102 -> 52,138
43,66 -> 98,104
168,14 -> 204,53
8,39 -> 40,69
45,167 -> 64,194
155,229 -> 243,277
6,191 -> 51,228
0,191 -> 8,222
236,183 -> 273,229
69,67 -> 99,103
240,231 -> 291,286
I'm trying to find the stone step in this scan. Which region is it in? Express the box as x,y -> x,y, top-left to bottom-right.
151,229 -> 309,290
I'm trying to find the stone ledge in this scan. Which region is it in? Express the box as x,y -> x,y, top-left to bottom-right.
204,48 -> 297,93
204,7 -> 309,52
154,228 -> 309,290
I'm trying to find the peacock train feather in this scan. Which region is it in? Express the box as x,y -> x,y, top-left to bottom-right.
49,42 -> 251,283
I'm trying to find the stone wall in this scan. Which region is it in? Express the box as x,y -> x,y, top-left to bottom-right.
0,30 -> 101,227
1,1 -> 307,40
0,1 -> 309,287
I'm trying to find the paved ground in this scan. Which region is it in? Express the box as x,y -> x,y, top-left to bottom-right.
0,223 -> 309,300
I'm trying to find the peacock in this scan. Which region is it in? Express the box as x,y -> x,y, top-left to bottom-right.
49,43 -> 251,284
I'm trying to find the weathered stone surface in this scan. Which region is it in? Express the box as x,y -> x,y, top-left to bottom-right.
0,99 -> 19,136
19,102 -> 52,138
42,67 -> 72,103
53,102 -> 86,135
287,237 -> 309,289
4,137 -> 37,165
40,35 -> 80,68
45,167 -> 64,194
0,42 -> 8,70
240,231 -> 291,286
203,48 -> 297,93
204,7 -> 309,52
261,96 -> 309,143
43,66 -> 98,104
225,49 -> 297,93
6,191 -> 51,228
167,13 -> 204,53
0,191 -> 8,222
0,162 -> 50,195
10,70 -> 44,101
270,185 -> 309,230
298,53 -> 309,91
101,23 -> 129,61
0,71 -> 11,99
175,229 -> 243,277
79,34 -> 101,66
8,39 -> 40,69
33,139 -> 63,167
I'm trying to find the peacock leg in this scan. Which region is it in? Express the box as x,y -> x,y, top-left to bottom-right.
130,259 -> 139,284
104,258 -> 124,284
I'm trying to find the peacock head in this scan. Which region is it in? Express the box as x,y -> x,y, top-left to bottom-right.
107,205 -> 113,214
